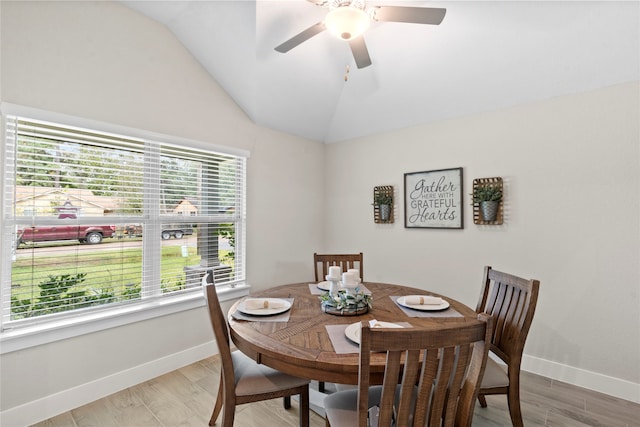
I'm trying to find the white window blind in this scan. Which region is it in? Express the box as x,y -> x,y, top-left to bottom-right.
1,112 -> 246,330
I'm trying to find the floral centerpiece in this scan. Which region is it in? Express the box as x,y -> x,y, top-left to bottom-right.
320,289 -> 372,316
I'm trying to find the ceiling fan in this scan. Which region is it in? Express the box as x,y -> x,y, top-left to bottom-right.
274,0 -> 446,69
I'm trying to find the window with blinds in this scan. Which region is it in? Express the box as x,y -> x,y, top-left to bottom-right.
1,111 -> 246,330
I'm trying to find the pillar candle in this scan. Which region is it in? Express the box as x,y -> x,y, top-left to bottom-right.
328,266 -> 341,280
342,272 -> 358,288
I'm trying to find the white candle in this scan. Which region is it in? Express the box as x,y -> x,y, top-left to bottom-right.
342,272 -> 358,288
347,269 -> 360,282
328,266 -> 341,280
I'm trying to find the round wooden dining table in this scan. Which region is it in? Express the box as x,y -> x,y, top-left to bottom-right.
228,282 -> 479,386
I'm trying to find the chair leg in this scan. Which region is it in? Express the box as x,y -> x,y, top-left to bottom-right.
299,387 -> 310,427
210,378 -> 224,426
221,399 -> 236,427
284,396 -> 291,409
477,393 -> 488,408
506,385 -> 524,427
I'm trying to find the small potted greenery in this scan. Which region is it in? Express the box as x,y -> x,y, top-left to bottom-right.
372,193 -> 393,222
471,184 -> 502,221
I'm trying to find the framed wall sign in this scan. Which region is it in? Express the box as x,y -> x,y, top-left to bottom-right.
404,167 -> 463,229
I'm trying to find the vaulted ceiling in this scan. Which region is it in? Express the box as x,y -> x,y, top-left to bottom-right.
121,1 -> 639,143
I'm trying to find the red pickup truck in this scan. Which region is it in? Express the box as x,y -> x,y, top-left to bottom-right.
17,215 -> 116,246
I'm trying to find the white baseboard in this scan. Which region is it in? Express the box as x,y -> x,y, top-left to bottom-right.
0,341 -> 218,427
522,354 -> 640,404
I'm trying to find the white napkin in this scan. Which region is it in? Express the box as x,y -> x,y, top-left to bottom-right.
368,320 -> 403,328
404,296 -> 443,306
369,319 -> 383,328
244,298 -> 286,310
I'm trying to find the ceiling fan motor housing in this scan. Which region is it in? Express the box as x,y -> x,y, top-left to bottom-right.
325,6 -> 370,40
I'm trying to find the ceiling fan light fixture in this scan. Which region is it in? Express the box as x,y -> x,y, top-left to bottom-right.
325,6 -> 370,40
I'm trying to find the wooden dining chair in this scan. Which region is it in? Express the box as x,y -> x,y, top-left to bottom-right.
203,271 -> 310,427
475,266 -> 540,427
324,313 -> 494,427
313,252 -> 364,282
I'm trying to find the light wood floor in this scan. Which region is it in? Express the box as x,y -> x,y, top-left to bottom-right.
32,355 -> 639,427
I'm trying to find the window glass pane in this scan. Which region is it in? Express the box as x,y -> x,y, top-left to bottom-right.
2,111 -> 246,329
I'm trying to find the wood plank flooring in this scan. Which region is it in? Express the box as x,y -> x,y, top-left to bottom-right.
32,355 -> 639,427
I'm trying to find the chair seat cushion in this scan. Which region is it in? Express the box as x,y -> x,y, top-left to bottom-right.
324,386 -> 384,427
481,357 -> 509,388
324,385 -> 418,427
232,351 -> 309,396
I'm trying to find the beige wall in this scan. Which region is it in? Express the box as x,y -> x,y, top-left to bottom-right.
1,0 -> 638,424
0,0 -> 324,422
325,81 -> 640,395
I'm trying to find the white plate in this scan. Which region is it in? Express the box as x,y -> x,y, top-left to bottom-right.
344,321 -> 404,344
317,281 -> 345,292
397,295 -> 450,311
238,298 -> 291,316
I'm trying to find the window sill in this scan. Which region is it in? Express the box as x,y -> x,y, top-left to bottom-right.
0,283 -> 250,355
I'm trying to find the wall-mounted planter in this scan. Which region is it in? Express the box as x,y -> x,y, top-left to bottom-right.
472,177 -> 503,225
373,185 -> 394,224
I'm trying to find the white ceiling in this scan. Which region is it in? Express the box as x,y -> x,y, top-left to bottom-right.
121,0 -> 639,143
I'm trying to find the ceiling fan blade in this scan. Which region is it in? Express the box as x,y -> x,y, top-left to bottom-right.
373,6 -> 446,25
274,22 -> 326,53
349,37 -> 372,69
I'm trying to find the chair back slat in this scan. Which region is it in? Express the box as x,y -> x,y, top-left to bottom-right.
314,252 -> 364,282
356,326 -> 372,427
395,350 -> 420,426
356,314 -> 494,427
377,351 -> 402,427
504,287 -> 526,344
429,346 -> 455,427
493,284 -> 514,347
413,350 -> 438,427
443,345 -> 473,427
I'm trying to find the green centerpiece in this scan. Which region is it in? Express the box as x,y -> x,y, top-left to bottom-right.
320,289 -> 372,316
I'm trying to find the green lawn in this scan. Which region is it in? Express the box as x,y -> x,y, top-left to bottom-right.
11,244 -> 231,302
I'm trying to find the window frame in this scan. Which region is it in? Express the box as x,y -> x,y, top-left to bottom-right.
0,104 -> 250,354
